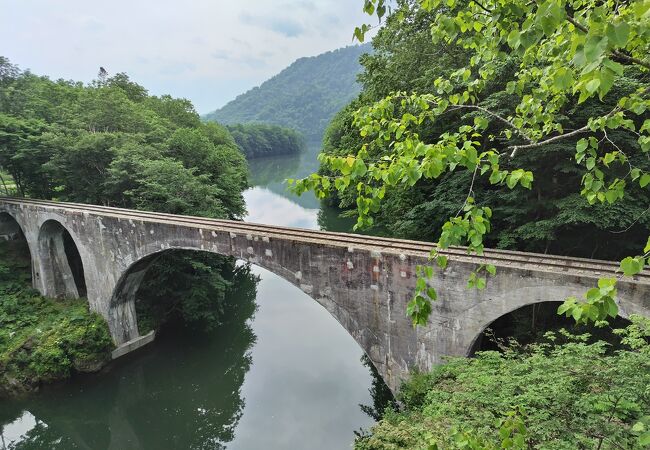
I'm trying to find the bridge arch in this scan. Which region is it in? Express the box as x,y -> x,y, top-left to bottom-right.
0,211 -> 34,277
107,243 -> 370,369
36,219 -> 87,299
463,294 -> 637,357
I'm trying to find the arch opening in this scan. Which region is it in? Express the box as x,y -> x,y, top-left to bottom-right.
112,250 -> 259,338
37,220 -> 87,299
110,247 -> 392,400
469,301 -> 633,355
0,212 -> 32,283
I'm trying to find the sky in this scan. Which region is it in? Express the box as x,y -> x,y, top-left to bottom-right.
0,0 -> 372,113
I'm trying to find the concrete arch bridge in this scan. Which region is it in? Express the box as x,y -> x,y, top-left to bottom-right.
1,197 -> 648,392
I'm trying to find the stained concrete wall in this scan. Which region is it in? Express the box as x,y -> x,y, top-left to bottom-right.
2,198 -> 649,392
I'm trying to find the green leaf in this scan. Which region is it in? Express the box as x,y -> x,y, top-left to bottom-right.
585,78 -> 601,95
606,21 -> 630,48
583,35 -> 608,62
506,170 -> 523,189
639,431 -> 650,446
507,29 -> 520,49
640,174 -> 650,188
620,256 -> 644,276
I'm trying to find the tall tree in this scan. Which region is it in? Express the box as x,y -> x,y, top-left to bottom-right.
292,0 -> 650,325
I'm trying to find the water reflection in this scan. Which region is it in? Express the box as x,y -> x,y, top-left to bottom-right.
1,270 -> 259,450
243,188 -> 319,229
244,140 -> 356,232
358,355 -> 398,422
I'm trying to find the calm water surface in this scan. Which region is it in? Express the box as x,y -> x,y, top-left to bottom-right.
0,143 -> 375,449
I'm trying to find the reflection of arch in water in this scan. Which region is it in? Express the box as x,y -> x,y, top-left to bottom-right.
37,220 -> 87,298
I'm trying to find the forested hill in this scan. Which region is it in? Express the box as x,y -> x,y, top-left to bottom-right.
227,123 -> 304,159
203,44 -> 370,139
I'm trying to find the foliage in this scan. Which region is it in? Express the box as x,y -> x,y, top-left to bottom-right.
292,0 -> 650,326
136,253 -> 257,334
227,123 -> 305,159
0,240 -> 113,397
356,317 -> 650,449
0,258 -> 260,449
0,59 -> 255,335
0,58 -> 248,219
204,45 -> 370,139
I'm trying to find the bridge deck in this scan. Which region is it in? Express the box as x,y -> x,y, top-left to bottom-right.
2,197 -> 648,284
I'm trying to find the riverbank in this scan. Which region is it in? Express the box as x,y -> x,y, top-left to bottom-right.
0,239 -> 113,398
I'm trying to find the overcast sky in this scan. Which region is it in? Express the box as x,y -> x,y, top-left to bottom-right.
0,0 -> 371,113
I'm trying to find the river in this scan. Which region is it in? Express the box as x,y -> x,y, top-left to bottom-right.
0,142 -> 380,449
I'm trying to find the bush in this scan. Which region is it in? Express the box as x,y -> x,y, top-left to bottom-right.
356,318 -> 650,449
0,241 -> 113,397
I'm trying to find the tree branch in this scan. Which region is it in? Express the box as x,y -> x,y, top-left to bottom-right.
507,106 -> 622,157
507,124 -> 591,157
473,0 -> 493,14
443,104 -> 534,143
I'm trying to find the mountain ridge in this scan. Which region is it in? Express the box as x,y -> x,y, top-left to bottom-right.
203,44 -> 370,139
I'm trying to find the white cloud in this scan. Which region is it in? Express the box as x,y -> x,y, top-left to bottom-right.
0,0 -> 371,113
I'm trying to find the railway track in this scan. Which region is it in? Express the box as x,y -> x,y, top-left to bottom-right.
1,197 -> 645,281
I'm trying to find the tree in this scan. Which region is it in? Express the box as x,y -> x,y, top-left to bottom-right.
226,123 -> 305,159
0,57 -> 253,335
292,0 -> 650,326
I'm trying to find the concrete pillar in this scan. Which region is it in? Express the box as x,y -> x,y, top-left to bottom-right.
35,225 -> 79,299
106,268 -> 145,345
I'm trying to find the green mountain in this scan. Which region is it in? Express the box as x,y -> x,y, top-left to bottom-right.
203,44 -> 370,139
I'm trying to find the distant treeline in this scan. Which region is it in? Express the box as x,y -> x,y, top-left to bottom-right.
227,123 -> 305,159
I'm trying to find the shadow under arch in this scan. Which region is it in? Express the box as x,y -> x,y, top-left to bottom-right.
37,219 -> 87,299
467,300 -> 633,355
0,211 -> 33,280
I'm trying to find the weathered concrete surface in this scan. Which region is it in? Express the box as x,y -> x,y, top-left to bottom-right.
2,197 -> 649,392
